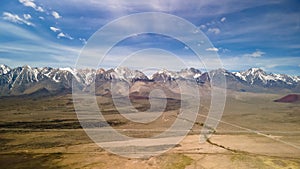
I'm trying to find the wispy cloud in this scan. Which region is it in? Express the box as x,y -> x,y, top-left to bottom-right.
61,0 -> 280,18
206,47 -> 219,52
208,28 -> 221,35
79,38 -> 87,44
49,26 -> 74,41
243,50 -> 265,58
19,0 -> 44,12
220,12 -> 300,45
199,25 -> 206,30
0,21 -> 80,67
57,32 -> 73,40
220,17 -> 226,22
220,55 -> 300,75
219,47 -> 230,53
50,26 -> 60,32
49,25 -> 74,41
1,0 -> 299,75
2,12 -> 34,26
23,14 -> 31,20
51,11 -> 61,19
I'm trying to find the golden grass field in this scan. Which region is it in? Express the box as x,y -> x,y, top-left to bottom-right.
0,91 -> 299,169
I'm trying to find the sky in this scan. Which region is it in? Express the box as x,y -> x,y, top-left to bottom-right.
0,0 -> 300,75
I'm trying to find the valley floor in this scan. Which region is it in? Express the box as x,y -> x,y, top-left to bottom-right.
0,91 -> 299,169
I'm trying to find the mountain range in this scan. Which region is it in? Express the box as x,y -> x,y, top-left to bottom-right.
0,64 -> 299,97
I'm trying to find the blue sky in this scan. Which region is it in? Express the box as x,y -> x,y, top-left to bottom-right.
0,0 -> 300,75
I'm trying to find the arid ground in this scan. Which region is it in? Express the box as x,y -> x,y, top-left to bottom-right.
0,91 -> 299,169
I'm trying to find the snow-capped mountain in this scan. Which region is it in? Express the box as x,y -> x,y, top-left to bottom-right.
110,67 -> 148,81
0,65 -> 91,95
151,68 -> 202,82
152,69 -> 177,82
0,64 -> 299,96
0,64 -> 11,75
233,68 -> 300,88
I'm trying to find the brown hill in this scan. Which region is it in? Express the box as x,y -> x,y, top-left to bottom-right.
274,94 -> 300,103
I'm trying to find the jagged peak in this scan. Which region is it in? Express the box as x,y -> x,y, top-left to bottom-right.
106,67 -> 148,81
0,64 -> 11,75
179,67 -> 201,73
59,67 -> 75,72
113,67 -> 145,75
243,67 -> 266,75
209,68 -> 231,76
22,65 -> 32,69
1,65 -> 299,85
249,67 -> 263,71
157,68 -> 175,74
114,66 -> 131,71
233,67 -> 300,85
0,64 -> 10,69
96,68 -> 105,74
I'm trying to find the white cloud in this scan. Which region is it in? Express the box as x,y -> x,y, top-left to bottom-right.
38,16 -> 44,20
243,50 -> 265,58
208,27 -> 221,34
51,11 -> 61,19
199,24 -> 206,30
2,12 -> 34,26
61,0 -> 280,19
219,47 -> 230,53
50,26 -> 60,32
79,38 -> 87,44
36,6 -> 44,12
205,47 -> 219,52
0,21 -> 80,67
23,14 -> 31,20
57,32 -> 73,40
19,0 -> 36,8
220,17 -> 226,22
19,0 -> 44,12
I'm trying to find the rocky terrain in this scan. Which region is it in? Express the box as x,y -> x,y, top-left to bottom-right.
0,64 -> 299,97
274,94 -> 300,103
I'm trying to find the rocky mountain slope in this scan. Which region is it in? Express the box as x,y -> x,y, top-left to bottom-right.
0,64 -> 299,96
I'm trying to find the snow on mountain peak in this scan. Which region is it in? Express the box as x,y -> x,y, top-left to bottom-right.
250,67 -> 263,72
22,65 -> 32,70
157,69 -> 175,75
59,67 -> 75,72
244,67 -> 265,75
233,67 -> 300,85
234,68 -> 273,84
178,68 -> 202,79
0,64 -> 11,75
58,67 -> 82,83
233,71 -> 246,81
112,67 -> 148,81
1,65 -> 299,95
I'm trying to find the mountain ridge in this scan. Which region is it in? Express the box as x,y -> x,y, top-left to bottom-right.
0,64 -> 299,96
